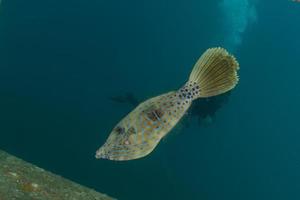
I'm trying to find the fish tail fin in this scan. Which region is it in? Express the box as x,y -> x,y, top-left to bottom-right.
188,47 -> 239,99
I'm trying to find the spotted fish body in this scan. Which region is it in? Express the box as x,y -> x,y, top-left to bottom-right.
96,48 -> 239,161
96,82 -> 200,161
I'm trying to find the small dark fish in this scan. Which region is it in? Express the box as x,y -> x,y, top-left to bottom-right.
110,93 -> 139,107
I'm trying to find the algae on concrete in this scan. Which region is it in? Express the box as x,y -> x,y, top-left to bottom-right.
0,150 -> 116,200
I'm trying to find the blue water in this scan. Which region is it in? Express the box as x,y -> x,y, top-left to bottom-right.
1,0 -> 300,199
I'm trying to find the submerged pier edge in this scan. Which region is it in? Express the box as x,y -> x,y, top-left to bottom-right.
0,149 -> 117,200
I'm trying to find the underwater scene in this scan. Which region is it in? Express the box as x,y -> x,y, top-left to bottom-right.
0,0 -> 300,199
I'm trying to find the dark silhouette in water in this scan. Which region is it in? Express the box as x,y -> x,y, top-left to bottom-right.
189,92 -> 231,126
109,92 -> 140,107
109,91 -> 231,127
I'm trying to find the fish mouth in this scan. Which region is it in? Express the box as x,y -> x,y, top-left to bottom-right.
95,147 -> 129,161
95,148 -> 108,159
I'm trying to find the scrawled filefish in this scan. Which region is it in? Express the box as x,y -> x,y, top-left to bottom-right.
95,47 -> 239,161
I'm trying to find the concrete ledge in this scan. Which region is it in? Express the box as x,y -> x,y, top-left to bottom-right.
0,150 -> 116,200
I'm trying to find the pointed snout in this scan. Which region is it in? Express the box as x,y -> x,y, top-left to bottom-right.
95,148 -> 106,159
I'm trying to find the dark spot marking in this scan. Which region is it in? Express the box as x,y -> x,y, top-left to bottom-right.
128,127 -> 136,135
147,108 -> 164,121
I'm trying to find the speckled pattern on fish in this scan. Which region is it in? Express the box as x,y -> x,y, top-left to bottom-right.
96,47 -> 239,161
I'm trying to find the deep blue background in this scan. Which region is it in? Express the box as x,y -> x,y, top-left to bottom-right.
1,0 -> 300,199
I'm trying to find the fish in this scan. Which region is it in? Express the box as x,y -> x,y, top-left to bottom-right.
95,47 -> 239,161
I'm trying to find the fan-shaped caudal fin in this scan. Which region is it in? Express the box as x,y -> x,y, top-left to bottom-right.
189,47 -> 239,98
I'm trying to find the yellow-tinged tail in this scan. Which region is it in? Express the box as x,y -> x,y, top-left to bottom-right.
189,47 -> 239,98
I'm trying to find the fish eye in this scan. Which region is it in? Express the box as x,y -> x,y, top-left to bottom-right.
114,126 -> 125,134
